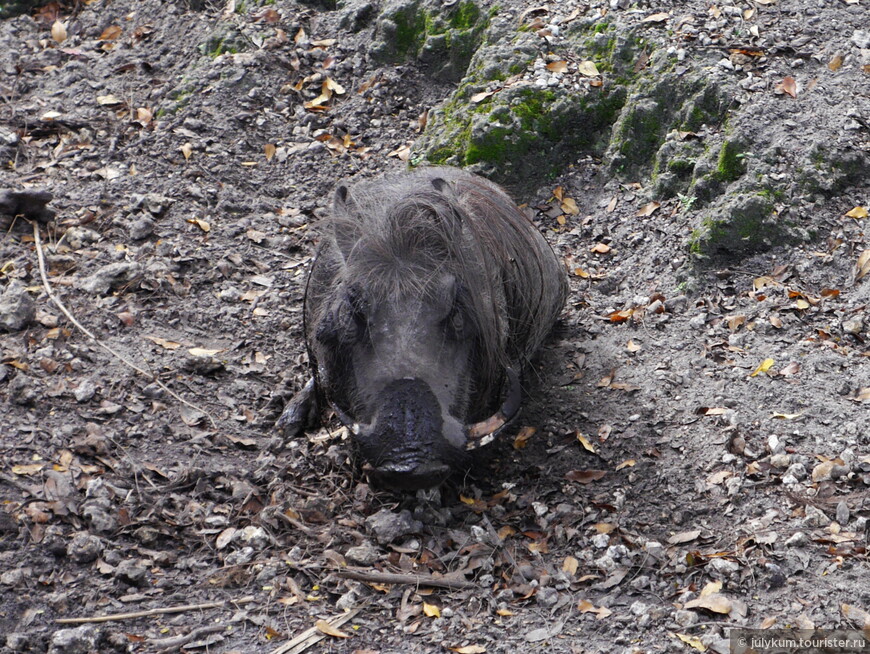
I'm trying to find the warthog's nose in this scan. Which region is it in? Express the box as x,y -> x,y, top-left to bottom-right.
364,460 -> 453,490
355,378 -> 456,489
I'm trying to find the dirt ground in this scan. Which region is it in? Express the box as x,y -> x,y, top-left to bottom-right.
1,0 -> 869,653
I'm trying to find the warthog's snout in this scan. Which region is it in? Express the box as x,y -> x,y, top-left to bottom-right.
355,378 -> 456,490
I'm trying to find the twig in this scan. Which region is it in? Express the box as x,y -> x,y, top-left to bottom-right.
31,221 -> 218,430
334,569 -> 477,590
151,624 -> 228,652
269,608 -> 361,654
0,471 -> 39,495
55,596 -> 254,624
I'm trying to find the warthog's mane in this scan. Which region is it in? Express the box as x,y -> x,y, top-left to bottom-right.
309,167 -> 567,414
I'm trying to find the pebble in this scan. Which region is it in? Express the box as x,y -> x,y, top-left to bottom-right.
835,501 -> 850,525
674,609 -> 698,627
770,453 -> 791,468
591,533 -> 610,549
345,541 -> 380,566
785,531 -> 808,547
48,626 -> 100,654
0,281 -> 35,332
74,379 -> 97,403
66,532 -> 103,563
365,509 -> 422,545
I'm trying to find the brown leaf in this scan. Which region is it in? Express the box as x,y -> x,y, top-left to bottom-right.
513,426 -> 536,450
779,361 -> 800,376
315,619 -> 350,638
855,249 -> 870,282
264,143 -> 276,161
562,555 -> 579,575
590,242 -> 611,254
668,529 -> 701,544
451,646 -> 486,654
565,469 -> 607,484
99,25 -> 122,40
828,54 -> 844,71
470,90 -> 496,103
546,60 -> 568,73
51,20 -> 67,43
685,593 -> 732,614
641,12 -> 669,23
635,201 -> 661,217
776,76 -> 797,98
561,197 -> 579,215
576,431 -> 596,453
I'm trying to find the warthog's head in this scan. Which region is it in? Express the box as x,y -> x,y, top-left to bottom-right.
304,169 -> 565,489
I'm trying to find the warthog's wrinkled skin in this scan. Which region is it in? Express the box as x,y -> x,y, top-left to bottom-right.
278,167 -> 567,489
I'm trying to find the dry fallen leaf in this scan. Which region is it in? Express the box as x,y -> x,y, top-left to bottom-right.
668,529 -> 701,544
561,197 -> 579,215
422,602 -> 441,618
775,75 -> 797,98
750,358 -> 775,377
562,555 -> 579,575
51,20 -> 67,43
615,459 -> 636,470
546,60 -> 568,73
565,469 -> 607,484
264,143 -> 276,161
100,25 -> 122,40
470,90 -> 496,103
636,201 -> 661,217
451,646 -> 486,654
180,142 -> 193,160
576,431 -> 597,453
144,336 -> 182,350
513,426 -> 536,450
642,12 -> 669,23
828,54 -> 844,71
590,242 -> 611,254
675,633 -> 707,652
685,593 -> 732,615
855,249 -> 870,282
577,60 -> 600,76
187,218 -> 210,232
315,619 -> 350,638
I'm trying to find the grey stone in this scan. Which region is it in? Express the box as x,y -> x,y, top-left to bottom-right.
66,533 -> 103,563
48,625 -> 100,654
77,262 -> 143,295
0,281 -> 35,332
365,509 -> 422,545
345,541 -> 380,565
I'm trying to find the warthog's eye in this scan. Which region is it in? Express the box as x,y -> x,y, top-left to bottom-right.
442,301 -> 465,338
318,287 -> 368,345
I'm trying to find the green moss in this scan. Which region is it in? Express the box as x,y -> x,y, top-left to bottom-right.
450,1 -> 481,30
715,140 -> 745,183
394,7 -> 427,57
668,159 -> 695,176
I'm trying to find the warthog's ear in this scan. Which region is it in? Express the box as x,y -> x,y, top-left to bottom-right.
429,177 -> 463,237
430,177 -> 451,194
332,184 -> 360,261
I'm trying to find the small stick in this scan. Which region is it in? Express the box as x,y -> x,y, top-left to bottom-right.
31,221 -> 217,430
55,596 -> 254,624
151,624 -> 227,652
335,569 -> 477,590
269,608 -> 360,654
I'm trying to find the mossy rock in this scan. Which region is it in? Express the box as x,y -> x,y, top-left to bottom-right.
688,193 -> 795,258
0,0 -> 43,18
198,24 -> 250,58
370,0 -> 488,81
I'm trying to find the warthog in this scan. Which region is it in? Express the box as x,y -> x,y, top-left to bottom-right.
278,167 -> 567,489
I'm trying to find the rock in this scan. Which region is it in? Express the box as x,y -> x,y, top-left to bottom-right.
835,501 -> 850,525
5,632 -> 31,651
345,541 -> 380,565
591,533 -> 610,549
77,262 -> 143,295
128,215 -> 155,240
708,557 -> 739,576
6,373 -> 37,405
674,609 -> 698,627
66,533 -> 103,563
0,281 -> 36,332
364,509 -> 422,545
115,559 -> 148,586
74,379 -> 97,403
0,188 -> 54,225
785,531 -> 808,547
238,526 -> 271,549
770,453 -> 791,468
48,625 -> 100,654
535,586 -> 559,607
